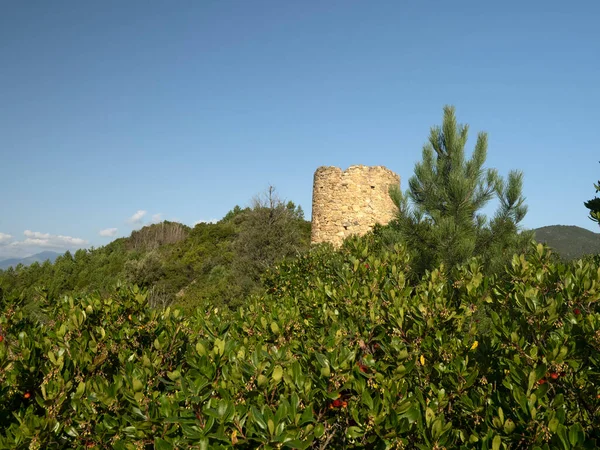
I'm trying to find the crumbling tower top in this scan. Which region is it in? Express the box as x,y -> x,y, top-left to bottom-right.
311,165 -> 400,247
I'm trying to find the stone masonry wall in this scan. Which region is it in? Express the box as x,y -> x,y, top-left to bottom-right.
311,165 -> 400,247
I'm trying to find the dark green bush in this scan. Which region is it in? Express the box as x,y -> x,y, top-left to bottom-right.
1,242 -> 599,449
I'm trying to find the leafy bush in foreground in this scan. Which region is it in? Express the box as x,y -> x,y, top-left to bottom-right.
1,242 -> 600,449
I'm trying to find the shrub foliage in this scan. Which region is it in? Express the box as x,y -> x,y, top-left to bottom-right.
1,240 -> 600,449
584,167 -> 600,227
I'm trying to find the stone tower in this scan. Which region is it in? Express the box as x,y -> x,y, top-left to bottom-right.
311,165 -> 400,247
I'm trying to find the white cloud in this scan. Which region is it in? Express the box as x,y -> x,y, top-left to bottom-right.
194,218 -> 218,226
0,232 -> 12,244
99,228 -> 118,237
17,230 -> 87,248
23,230 -> 50,239
0,230 -> 89,259
127,210 -> 147,225
151,213 -> 163,224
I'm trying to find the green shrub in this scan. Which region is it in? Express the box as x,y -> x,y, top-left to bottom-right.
1,242 -> 599,448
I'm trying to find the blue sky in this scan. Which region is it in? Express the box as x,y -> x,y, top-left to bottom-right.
1,0 -> 599,259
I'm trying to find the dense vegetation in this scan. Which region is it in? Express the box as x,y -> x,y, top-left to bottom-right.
1,237 -> 600,448
2,106 -> 599,448
0,194 -> 310,312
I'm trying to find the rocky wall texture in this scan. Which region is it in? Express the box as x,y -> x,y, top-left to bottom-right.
311,165 -> 400,246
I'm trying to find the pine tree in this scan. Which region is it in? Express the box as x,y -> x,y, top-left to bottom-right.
390,105 -> 531,275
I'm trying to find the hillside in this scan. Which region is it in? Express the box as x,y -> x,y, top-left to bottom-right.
0,201 -> 310,311
533,225 -> 600,260
0,250 -> 61,270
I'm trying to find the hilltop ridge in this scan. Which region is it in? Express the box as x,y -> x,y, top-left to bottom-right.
533,225 -> 600,260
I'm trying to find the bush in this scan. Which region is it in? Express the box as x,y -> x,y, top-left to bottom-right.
1,241 -> 599,448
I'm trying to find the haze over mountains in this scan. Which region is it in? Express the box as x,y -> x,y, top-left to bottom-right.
0,251 -> 61,270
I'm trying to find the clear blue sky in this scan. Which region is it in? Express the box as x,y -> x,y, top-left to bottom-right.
1,0 -> 599,259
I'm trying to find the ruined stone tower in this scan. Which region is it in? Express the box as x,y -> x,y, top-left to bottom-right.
311,165 -> 400,247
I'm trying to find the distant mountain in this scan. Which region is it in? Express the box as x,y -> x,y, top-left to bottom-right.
0,251 -> 62,270
533,225 -> 600,260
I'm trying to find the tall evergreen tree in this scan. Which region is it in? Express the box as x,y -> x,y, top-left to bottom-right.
390,105 -> 531,275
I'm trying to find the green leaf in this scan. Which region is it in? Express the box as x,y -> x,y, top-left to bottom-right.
74,381 -> 86,399
399,405 -> 420,423
314,423 -> 325,438
196,342 -> 207,356
65,426 -> 79,437
132,378 -> 143,392
557,424 -> 569,450
492,435 -> 501,450
267,418 -> 275,436
425,407 -> 435,426
299,405 -> 314,425
548,417 -> 559,433
528,370 -> 537,392
569,423 -> 584,446
431,418 -> 443,440
167,370 -> 181,381
362,390 -> 374,410
257,374 -> 268,387
272,365 -> 283,383
347,426 -> 364,439
214,338 -> 225,356
155,438 -> 174,450
534,363 -> 547,382
251,406 -> 267,431
504,419 -> 515,434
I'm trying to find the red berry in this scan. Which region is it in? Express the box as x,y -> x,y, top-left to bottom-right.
365,264 -> 369,269
550,372 -> 559,380
356,362 -> 368,373
539,378 -> 547,385
574,308 -> 581,315
0,335 -> 4,343
331,399 -> 343,408
24,392 -> 31,399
